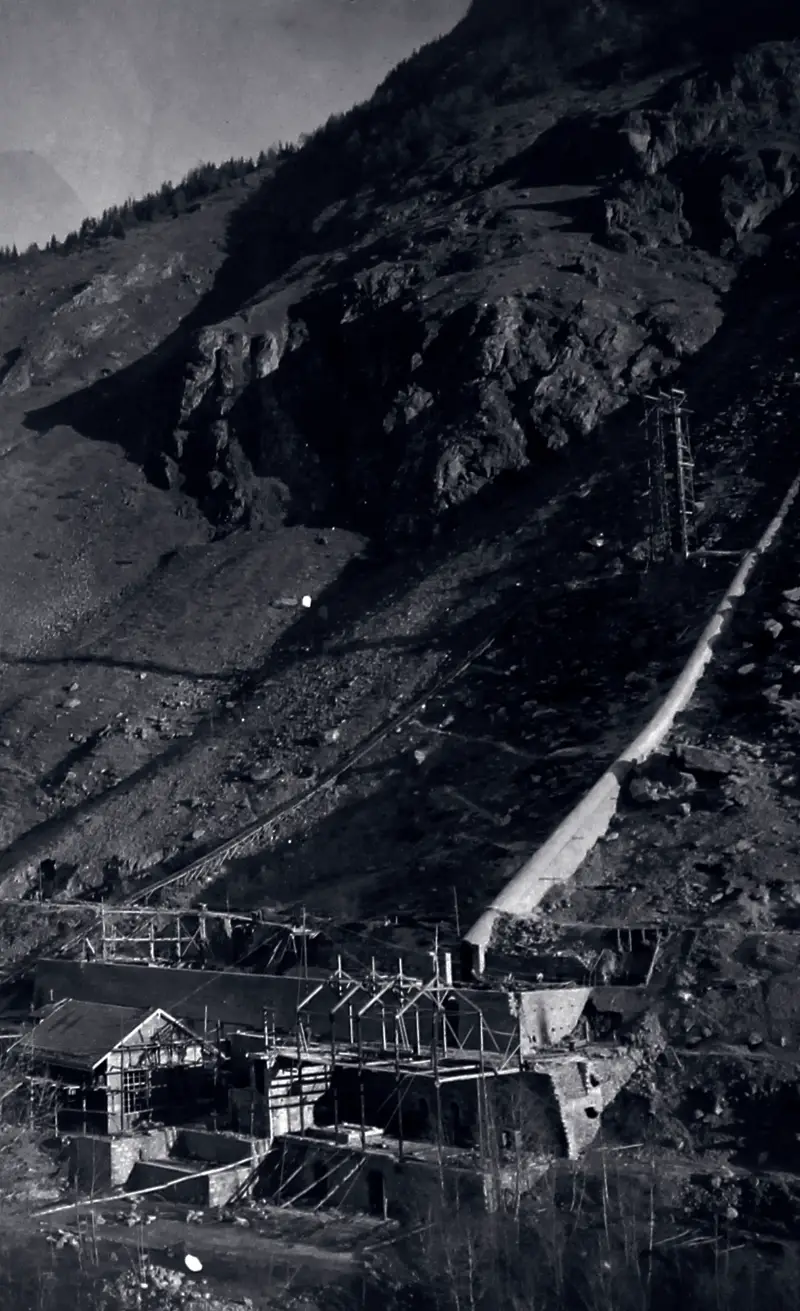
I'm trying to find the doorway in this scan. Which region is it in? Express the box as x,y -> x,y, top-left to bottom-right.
367,1169 -> 386,1217
309,1160 -> 328,1205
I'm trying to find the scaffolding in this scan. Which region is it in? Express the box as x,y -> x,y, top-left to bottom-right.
643,387 -> 696,562
235,951 -> 527,1166
295,952 -> 521,1067
86,905 -> 305,971
252,952 -> 583,1216
0,897 -> 324,976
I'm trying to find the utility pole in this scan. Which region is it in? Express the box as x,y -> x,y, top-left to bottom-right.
643,387 -> 696,563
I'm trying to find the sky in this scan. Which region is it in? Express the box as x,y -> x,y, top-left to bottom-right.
0,0 -> 469,224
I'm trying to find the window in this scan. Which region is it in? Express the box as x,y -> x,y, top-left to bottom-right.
122,1069 -> 150,1118
160,1041 -> 188,1066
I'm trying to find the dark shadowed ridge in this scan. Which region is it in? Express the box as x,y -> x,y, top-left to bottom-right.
463,0 -> 799,48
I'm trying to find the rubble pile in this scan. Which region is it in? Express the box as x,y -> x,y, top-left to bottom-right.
625,743 -> 740,815
98,1262 -> 250,1311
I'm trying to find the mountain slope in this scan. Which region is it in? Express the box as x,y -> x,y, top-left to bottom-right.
132,37 -> 800,539
5,4 -> 797,546
0,1 -> 796,918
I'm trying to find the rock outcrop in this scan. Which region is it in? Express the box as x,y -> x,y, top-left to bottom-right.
2,13 -> 797,544
163,256 -> 719,537
149,38 -> 800,540
0,253 -> 190,398
602,45 -> 800,253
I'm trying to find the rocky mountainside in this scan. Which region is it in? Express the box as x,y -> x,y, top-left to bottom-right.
147,29 -> 800,540
0,1 -> 797,892
0,0 -> 797,905
5,2 -> 799,547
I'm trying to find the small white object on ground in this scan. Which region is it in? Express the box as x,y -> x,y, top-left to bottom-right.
301,595 -> 312,608
185,1254 -> 203,1273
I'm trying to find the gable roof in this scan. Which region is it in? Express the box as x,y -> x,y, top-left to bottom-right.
19,998 -> 202,1072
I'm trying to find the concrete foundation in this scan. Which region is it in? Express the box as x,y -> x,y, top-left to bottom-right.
66,1125 -> 268,1200
258,1131 -> 489,1218
125,1157 -> 256,1207
66,1127 -> 180,1192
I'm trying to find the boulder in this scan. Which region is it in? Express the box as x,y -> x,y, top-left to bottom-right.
678,745 -> 736,777
628,770 -> 697,805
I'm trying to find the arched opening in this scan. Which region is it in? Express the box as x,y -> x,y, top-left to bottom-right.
449,1098 -> 472,1148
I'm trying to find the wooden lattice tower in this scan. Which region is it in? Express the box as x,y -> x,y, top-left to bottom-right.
643,387 -> 696,561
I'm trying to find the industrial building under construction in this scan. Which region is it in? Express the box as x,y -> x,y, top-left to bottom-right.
0,902 -> 663,1217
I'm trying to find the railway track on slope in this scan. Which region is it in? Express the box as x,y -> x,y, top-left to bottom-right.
0,471 -> 775,986
0,574 -> 572,989
133,575 -> 590,901
6,364 -> 798,985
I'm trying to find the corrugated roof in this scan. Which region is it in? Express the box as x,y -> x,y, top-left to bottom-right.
24,999 -> 154,1071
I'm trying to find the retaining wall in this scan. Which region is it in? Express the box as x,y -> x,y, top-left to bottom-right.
176,1127 -> 268,1165
125,1156 -> 257,1207
466,470 -> 800,963
66,1128 -> 176,1191
259,1135 -> 487,1217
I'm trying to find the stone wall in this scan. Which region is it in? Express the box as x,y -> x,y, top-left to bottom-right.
534,1051 -> 642,1159
175,1127 -> 268,1166
66,1129 -> 173,1192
